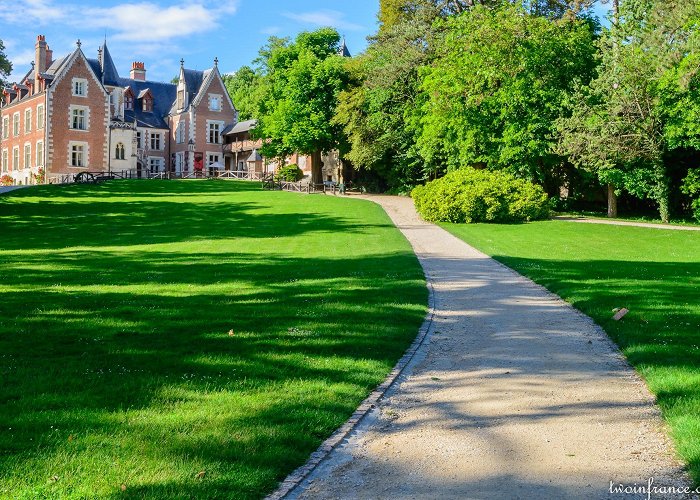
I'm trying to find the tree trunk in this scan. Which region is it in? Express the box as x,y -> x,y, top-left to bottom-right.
656,178 -> 671,224
607,183 -> 618,218
310,150 -> 323,185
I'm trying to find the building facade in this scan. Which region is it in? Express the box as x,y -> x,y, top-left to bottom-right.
0,35 -> 237,185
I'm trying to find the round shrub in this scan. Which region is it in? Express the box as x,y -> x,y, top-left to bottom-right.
411,168 -> 551,223
275,164 -> 304,182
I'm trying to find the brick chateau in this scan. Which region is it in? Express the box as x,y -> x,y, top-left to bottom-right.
0,35 -> 239,184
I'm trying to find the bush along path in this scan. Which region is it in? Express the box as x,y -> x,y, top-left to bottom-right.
289,195 -> 689,500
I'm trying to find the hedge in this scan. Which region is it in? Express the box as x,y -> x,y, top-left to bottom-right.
411,168 -> 551,223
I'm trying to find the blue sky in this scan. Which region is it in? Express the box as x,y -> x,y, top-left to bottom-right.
1,0 -> 612,85
1,0 -> 380,83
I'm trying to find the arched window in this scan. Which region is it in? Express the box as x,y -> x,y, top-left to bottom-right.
115,143 -> 125,160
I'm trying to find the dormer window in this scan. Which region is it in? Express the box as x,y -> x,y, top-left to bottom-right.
124,92 -> 133,111
138,89 -> 154,113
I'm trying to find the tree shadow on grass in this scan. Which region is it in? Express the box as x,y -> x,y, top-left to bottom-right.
0,181 -> 426,499
0,181 -> 391,250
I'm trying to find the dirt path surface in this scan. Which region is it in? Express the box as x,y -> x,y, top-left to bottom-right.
291,195 -> 690,500
554,215 -> 700,231
0,186 -> 28,195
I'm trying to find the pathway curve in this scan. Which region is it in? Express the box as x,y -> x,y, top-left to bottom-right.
291,195 -> 690,499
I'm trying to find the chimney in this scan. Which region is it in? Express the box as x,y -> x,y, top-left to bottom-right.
45,44 -> 53,69
130,62 -> 146,81
34,35 -> 47,93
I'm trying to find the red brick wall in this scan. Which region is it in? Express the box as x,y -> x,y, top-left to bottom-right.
0,93 -> 46,177
47,52 -> 108,174
193,73 -> 235,157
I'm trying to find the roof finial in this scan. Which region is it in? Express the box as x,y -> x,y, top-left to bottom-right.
214,57 -> 218,67
180,58 -> 184,68
76,39 -> 81,49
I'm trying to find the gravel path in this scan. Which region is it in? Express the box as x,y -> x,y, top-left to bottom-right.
0,186 -> 28,195
554,215 -> 700,231
291,195 -> 690,500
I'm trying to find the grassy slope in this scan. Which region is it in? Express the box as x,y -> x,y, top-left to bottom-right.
442,220 -> 700,484
0,181 -> 427,499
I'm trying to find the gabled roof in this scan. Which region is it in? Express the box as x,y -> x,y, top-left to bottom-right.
224,119 -> 258,135
137,88 -> 152,99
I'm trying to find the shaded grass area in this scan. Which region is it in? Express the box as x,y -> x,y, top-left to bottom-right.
0,181 -> 427,499
442,221 -> 700,484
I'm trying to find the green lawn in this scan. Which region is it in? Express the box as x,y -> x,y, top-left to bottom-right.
442,220 -> 700,484
0,181 -> 427,499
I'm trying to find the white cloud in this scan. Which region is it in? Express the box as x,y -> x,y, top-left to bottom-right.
84,1 -> 239,42
283,9 -> 363,31
1,0 -> 240,43
0,0 -> 65,25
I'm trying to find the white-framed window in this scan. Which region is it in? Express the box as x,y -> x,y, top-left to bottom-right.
209,94 -> 221,111
115,142 -> 125,160
150,132 -> 162,151
207,121 -> 223,144
149,156 -> 163,173
1,149 -> 8,172
13,112 -> 20,136
69,142 -> 88,168
142,97 -> 153,113
24,108 -> 31,133
207,153 -> 220,166
37,104 -> 44,130
175,151 -> 185,172
72,78 -> 87,97
125,91 -> 134,111
175,122 -> 185,144
70,105 -> 88,131
2,116 -> 8,139
36,141 -> 44,167
24,143 -> 31,169
12,146 -> 19,170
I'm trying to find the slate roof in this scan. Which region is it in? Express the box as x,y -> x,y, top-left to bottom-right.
247,149 -> 263,162
224,119 -> 257,135
339,38 -> 351,58
121,78 -> 177,129
100,43 -> 120,86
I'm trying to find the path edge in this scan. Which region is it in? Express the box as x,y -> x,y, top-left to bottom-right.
265,234 -> 437,500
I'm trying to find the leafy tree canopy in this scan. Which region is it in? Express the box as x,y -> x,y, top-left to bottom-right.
253,28 -> 350,181
223,66 -> 264,121
0,39 -> 13,88
419,4 -> 597,189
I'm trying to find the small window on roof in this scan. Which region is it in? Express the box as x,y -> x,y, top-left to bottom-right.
143,96 -> 152,112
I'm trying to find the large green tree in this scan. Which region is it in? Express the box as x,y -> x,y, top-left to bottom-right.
223,66 -> 264,121
253,29 -> 350,183
335,2 -> 440,191
0,39 -> 12,88
558,0 -> 700,221
418,4 -> 597,192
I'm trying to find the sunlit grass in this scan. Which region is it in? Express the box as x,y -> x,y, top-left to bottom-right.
0,180 -> 427,499
442,221 -> 700,484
